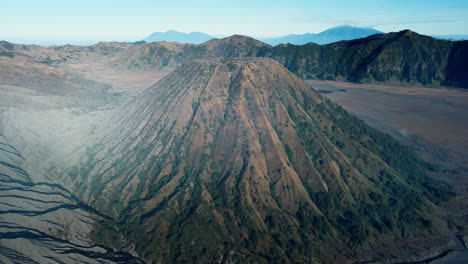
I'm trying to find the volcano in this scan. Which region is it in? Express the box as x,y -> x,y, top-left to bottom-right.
60,58 -> 453,263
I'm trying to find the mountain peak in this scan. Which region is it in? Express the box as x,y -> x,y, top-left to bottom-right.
115,34 -> 271,70
202,34 -> 271,48
218,34 -> 264,42
334,24 -> 353,28
321,25 -> 383,34
399,29 -> 416,35
395,29 -> 427,40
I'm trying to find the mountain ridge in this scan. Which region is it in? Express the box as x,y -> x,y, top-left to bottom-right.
270,29 -> 460,86
113,31 -> 468,88
2,30 -> 467,88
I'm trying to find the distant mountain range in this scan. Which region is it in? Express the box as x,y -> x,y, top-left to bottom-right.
433,35 -> 468,41
261,25 -> 384,45
4,27 -> 466,47
143,26 -> 383,46
129,27 -> 468,47
143,30 -> 215,44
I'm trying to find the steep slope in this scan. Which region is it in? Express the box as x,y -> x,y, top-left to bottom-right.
144,30 -> 215,44
271,30 -> 460,86
66,58 -> 453,263
443,40 -> 468,88
262,25 -> 383,46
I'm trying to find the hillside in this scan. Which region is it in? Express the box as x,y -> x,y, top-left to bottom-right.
0,40 -> 137,65
270,30 -> 457,86
0,56 -> 109,95
111,41 -> 188,70
444,40 -> 468,88
262,25 -> 383,46
62,58 -> 453,263
271,30 -> 466,88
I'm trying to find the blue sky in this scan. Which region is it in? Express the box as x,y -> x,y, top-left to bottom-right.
1,0 -> 468,44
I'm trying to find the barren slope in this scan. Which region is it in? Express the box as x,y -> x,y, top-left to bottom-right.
64,58 -> 454,263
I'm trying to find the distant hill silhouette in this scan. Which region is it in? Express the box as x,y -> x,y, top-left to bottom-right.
144,30 -> 215,44
433,35 -> 468,41
262,25 -> 383,45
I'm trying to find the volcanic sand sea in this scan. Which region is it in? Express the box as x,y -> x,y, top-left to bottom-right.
306,80 -> 468,172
